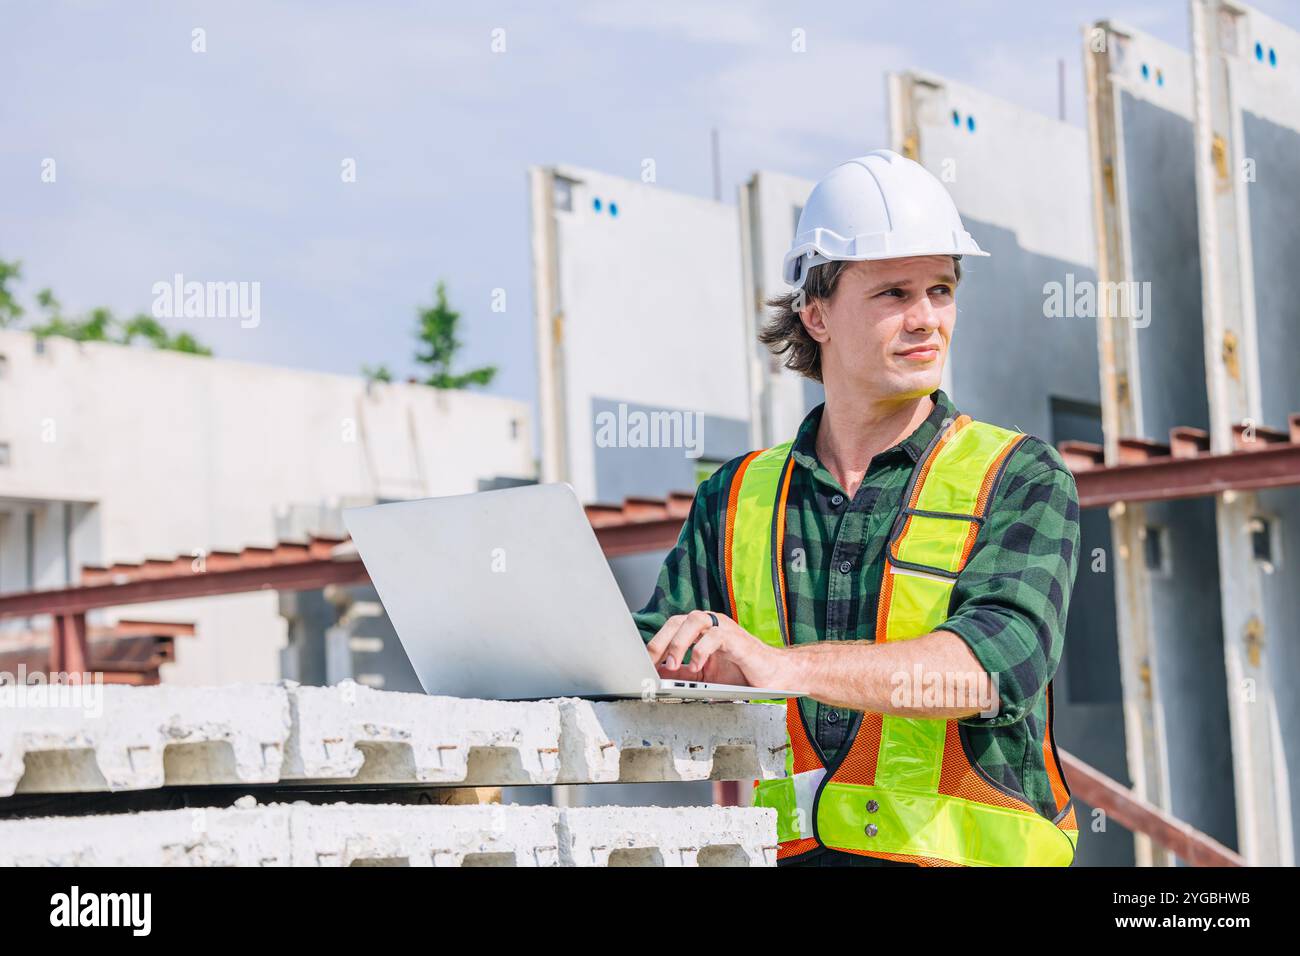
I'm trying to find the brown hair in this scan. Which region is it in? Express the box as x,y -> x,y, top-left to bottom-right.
758,256 -> 963,384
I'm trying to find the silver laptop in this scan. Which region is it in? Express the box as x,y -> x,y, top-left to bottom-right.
342,483 -> 801,701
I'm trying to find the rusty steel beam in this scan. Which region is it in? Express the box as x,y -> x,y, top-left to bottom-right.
1059,749 -> 1245,866
102,619 -> 196,638
1070,441 -> 1300,508
0,522 -> 691,618
0,635 -> 175,684
4,440 -> 1296,617
7,437 -> 1300,617
592,519 -> 683,558
48,612 -> 89,676
0,558 -> 371,619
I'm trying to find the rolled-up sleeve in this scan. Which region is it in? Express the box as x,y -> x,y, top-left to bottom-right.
937,441 -> 1080,728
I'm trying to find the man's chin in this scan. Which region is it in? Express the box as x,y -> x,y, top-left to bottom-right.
876,366 -> 944,399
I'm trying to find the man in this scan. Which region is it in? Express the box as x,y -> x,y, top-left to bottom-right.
633,150 -> 1080,867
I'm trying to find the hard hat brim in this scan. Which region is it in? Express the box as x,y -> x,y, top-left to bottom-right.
783,232 -> 989,289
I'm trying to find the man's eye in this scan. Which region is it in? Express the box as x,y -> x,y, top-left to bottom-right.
929,285 -> 953,297
878,288 -> 905,298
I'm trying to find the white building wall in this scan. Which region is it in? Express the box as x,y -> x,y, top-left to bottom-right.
531,165 -> 752,505
740,170 -> 820,447
0,329 -> 533,684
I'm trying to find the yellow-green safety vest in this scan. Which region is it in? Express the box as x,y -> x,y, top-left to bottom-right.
723,413 -> 1078,866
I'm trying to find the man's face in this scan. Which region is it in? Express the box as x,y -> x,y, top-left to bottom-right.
800,255 -> 957,402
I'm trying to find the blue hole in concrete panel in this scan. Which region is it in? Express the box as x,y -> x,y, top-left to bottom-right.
1157,69 -> 1164,86
966,115 -> 975,132
1141,63 -> 1150,79
1255,41 -> 1264,61
951,109 -> 960,127
1269,47 -> 1277,67
593,197 -> 602,212
609,202 -> 618,217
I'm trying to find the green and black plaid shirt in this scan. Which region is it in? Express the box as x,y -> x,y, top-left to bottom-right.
633,389 -> 1080,864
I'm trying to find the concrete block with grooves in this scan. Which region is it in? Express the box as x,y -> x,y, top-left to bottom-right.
281,681 -> 562,785
553,698 -> 788,783
0,683 -> 290,796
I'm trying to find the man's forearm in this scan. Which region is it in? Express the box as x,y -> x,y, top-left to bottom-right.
769,630 -> 997,719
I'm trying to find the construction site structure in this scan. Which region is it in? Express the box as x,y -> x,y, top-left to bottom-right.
0,487 -> 1258,865
2,1 -> 1297,868
885,69 -> 1140,865
1081,1 -> 1300,866
738,168 -> 825,446
0,680 -> 782,866
528,163 -> 753,507
522,5 -> 1299,866
1189,0 -> 1300,867
1085,15 -> 1231,867
0,328 -> 534,685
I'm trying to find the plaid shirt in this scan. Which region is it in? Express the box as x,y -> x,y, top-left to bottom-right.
633,389 -> 1080,858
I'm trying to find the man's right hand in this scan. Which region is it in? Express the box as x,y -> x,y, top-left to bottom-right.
644,610 -> 779,687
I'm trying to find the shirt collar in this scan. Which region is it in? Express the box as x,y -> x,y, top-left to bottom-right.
789,388 -> 957,474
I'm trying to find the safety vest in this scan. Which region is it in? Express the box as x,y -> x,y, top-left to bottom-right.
725,413 -> 1078,866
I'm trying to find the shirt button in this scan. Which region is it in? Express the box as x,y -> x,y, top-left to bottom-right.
866,800 -> 879,813
865,823 -> 879,837
839,560 -> 853,574
830,493 -> 844,507
826,710 -> 839,725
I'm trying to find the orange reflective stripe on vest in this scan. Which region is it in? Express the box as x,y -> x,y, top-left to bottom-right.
726,414 -> 1078,866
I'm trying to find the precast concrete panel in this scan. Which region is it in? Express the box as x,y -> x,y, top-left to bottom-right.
890,71 -> 1100,441
530,165 -> 752,505
739,170 -> 823,447
1192,0 -> 1300,865
892,70 -> 1127,865
1086,21 -> 1235,864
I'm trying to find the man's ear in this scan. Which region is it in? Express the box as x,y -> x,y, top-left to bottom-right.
798,294 -> 831,344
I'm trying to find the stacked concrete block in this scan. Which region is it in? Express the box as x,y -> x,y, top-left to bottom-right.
561,806 -> 777,867
0,800 -> 775,867
290,803 -> 562,866
0,800 -> 293,867
0,683 -> 783,866
0,683 -> 290,796
1,682 -> 785,793
554,697 -> 787,783
281,681 -> 561,786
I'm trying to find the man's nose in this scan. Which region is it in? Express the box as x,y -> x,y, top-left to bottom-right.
903,295 -> 938,332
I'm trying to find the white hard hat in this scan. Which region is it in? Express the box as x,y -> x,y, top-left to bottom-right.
783,149 -> 988,290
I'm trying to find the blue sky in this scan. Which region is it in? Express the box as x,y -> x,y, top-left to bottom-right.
3,0 -> 1294,417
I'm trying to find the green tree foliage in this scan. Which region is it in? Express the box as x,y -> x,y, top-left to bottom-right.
363,281 -> 496,389
0,259 -> 24,328
413,281 -> 497,389
0,257 -> 212,355
119,313 -> 212,354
